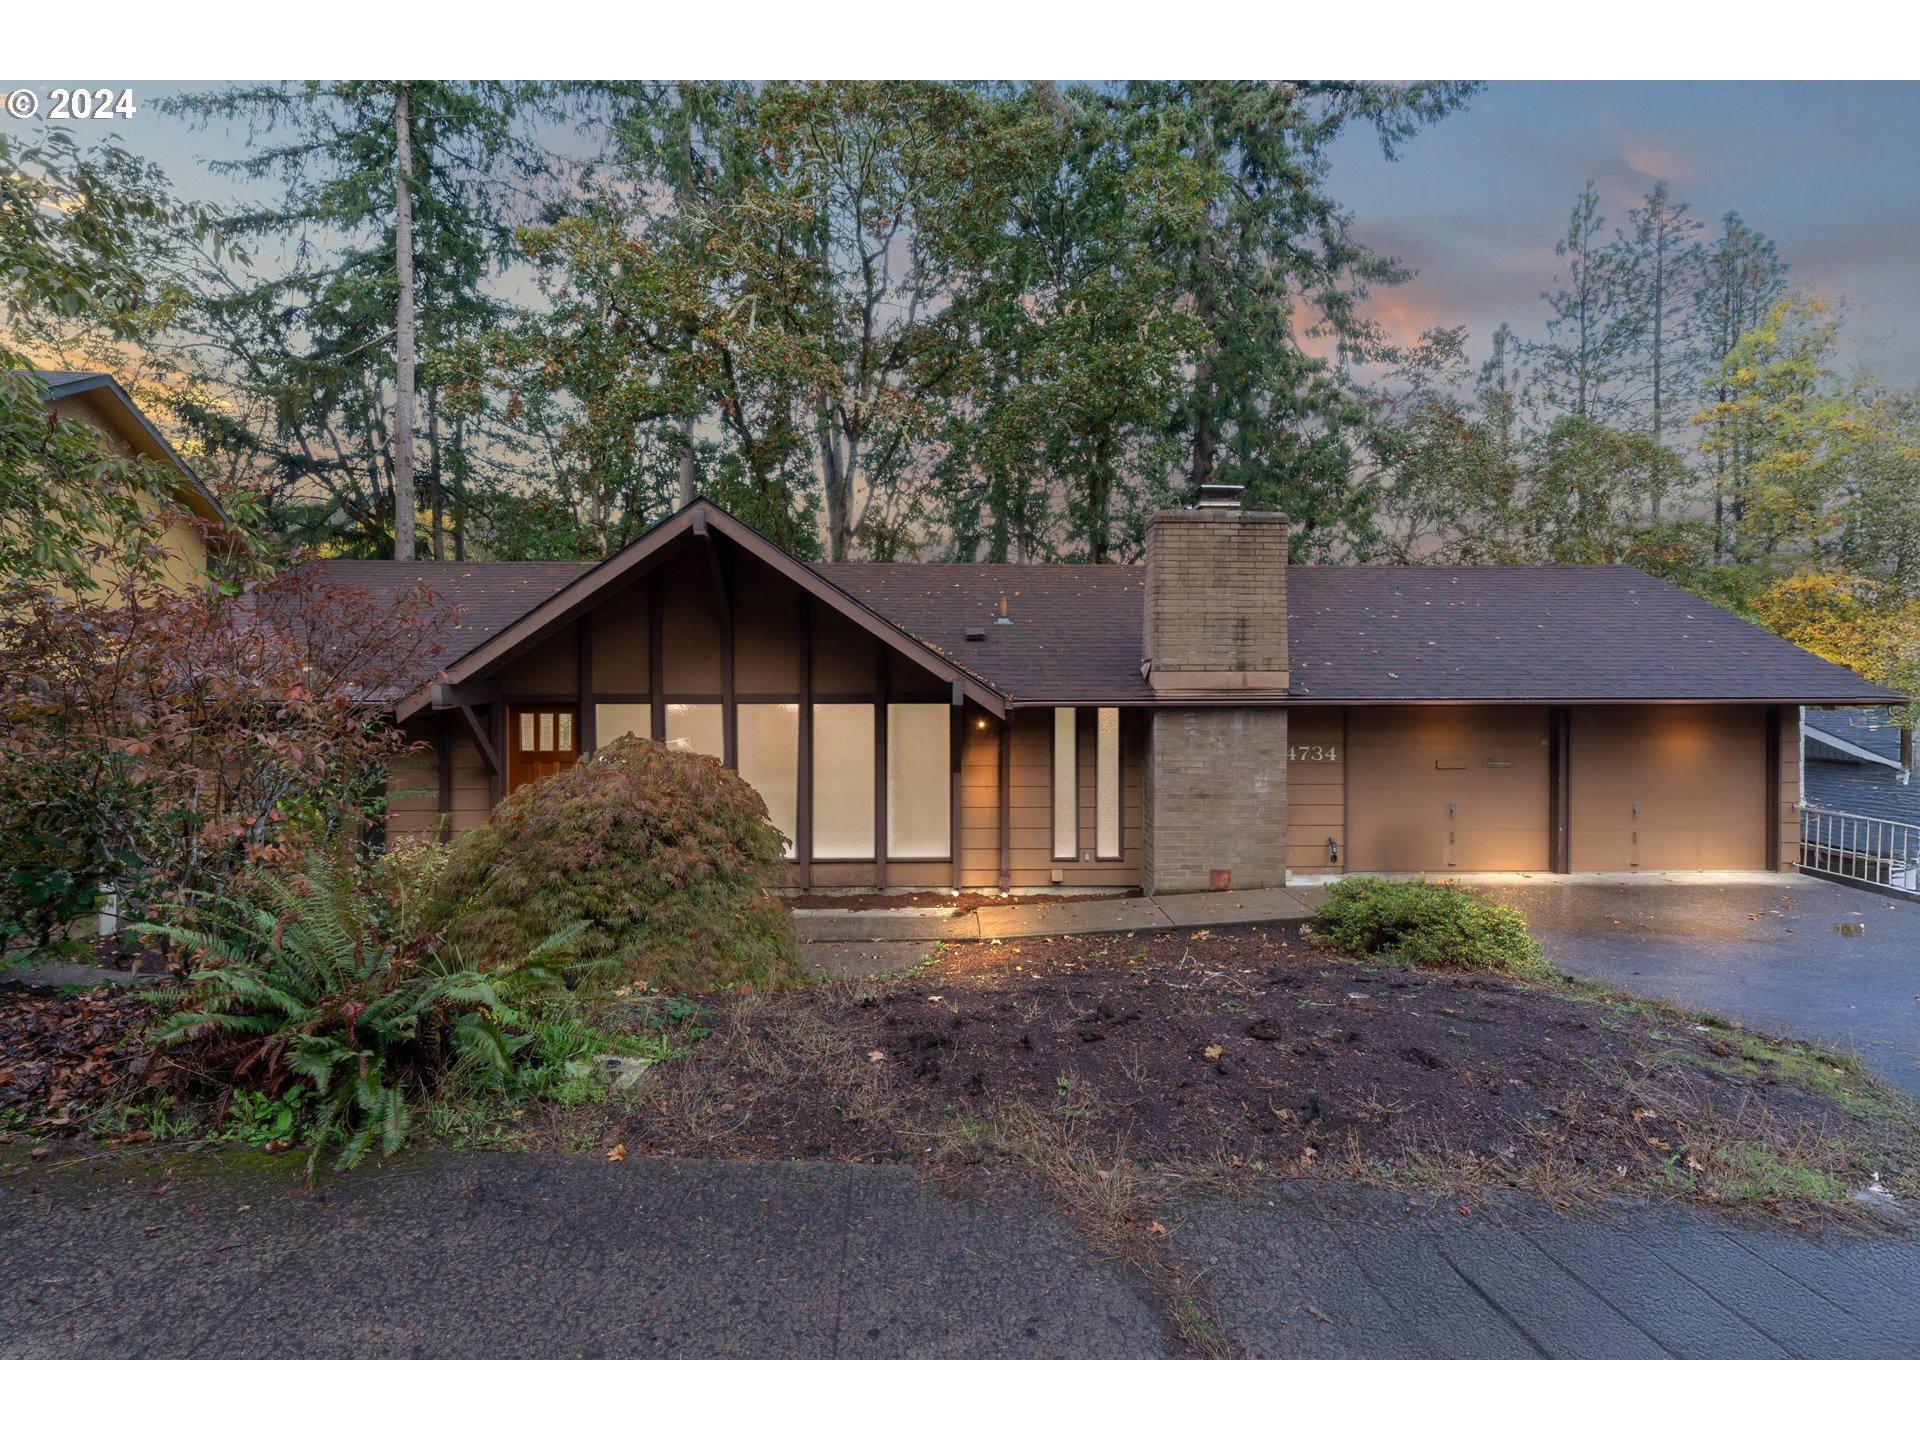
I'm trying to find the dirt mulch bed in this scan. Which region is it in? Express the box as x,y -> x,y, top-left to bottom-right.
0,984 -> 155,1128
782,889 -> 1141,914
612,929 -> 1908,1201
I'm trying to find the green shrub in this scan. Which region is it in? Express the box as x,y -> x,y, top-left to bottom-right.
139,851 -> 581,1175
427,734 -> 802,993
1306,877 -> 1553,979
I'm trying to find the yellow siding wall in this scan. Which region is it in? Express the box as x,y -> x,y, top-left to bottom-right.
53,392 -> 212,594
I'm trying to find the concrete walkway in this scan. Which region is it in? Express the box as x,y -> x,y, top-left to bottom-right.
795,886 -> 1322,978
794,886 -> 1320,943
2,1150 -> 1913,1358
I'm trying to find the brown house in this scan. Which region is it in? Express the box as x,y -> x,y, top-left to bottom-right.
335,498 -> 1901,895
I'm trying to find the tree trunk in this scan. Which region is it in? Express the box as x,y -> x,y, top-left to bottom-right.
427,381 -> 444,561
678,431 -> 697,509
392,82 -> 418,563
451,413 -> 468,562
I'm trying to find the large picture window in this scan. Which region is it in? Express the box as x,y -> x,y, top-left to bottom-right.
812,703 -> 875,859
887,704 -> 950,859
595,703 -> 650,745
738,703 -> 799,858
665,702 -> 722,759
1053,707 -> 1078,860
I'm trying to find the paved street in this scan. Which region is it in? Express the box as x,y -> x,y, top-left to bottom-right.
2,1151 -> 1913,1358
1474,876 -> 1920,1095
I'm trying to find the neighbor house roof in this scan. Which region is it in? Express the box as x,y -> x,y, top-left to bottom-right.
1802,705 -> 1917,843
30,369 -> 228,525
307,505 -> 1904,712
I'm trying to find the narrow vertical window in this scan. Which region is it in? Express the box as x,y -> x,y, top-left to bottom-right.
887,704 -> 951,859
813,703 -> 875,859
1096,707 -> 1121,860
1053,707 -> 1078,860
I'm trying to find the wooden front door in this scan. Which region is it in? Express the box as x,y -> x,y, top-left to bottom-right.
507,704 -> 579,795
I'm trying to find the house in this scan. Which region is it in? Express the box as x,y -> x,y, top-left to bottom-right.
1800,707 -> 1917,892
331,497 -> 1902,895
30,369 -> 230,591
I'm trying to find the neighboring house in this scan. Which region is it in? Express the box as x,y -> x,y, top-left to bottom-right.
331,497 -> 1899,896
1801,707 -> 1918,892
32,369 -> 229,591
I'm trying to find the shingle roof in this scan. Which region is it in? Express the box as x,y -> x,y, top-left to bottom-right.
27,369 -> 228,522
306,550 -> 1902,710
1284,565 -> 1900,704
816,562 -> 1150,703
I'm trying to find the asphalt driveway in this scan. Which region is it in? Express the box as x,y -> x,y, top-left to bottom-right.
1473,876 -> 1920,1096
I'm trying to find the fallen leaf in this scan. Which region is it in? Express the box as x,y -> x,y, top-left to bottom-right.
217,1231 -> 246,1251
1457,1204 -> 1472,1217
868,1049 -> 887,1063
926,995 -> 943,1002
1146,1220 -> 1167,1238
1203,1044 -> 1224,1060
604,1143 -> 626,1163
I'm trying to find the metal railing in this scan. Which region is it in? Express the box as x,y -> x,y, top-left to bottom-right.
1799,804 -> 1920,899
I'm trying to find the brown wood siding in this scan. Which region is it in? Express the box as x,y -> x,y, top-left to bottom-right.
958,711 -> 1003,887
384,721 -> 442,840
589,590 -> 650,693
734,565 -> 803,693
660,549 -> 723,692
499,620 -> 579,696
1347,706 -> 1551,873
1286,706 -> 1346,875
1776,705 -> 1802,872
1002,709 -> 1143,888
1569,705 -> 1767,871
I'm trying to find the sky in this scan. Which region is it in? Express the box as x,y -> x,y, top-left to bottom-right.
6,79 -> 1919,389
1321,80 -> 1920,387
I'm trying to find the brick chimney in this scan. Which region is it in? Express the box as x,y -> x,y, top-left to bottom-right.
1143,506 -> 1290,694
1140,503 -> 1292,896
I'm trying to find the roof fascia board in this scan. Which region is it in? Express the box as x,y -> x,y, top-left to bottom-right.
396,500 -> 1007,722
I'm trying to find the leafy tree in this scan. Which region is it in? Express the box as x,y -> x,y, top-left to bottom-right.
0,127 -> 226,593
1534,183 -> 1638,423
1693,213 -> 1789,557
163,82 -> 564,560
1610,182 -> 1706,516
0,561 -> 452,950
1695,292 -> 1860,561
1119,80 -> 1481,557
935,84 -> 1205,561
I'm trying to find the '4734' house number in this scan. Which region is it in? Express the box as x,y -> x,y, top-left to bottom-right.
1287,745 -> 1338,762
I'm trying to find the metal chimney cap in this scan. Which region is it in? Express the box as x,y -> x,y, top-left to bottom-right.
1193,482 -> 1246,509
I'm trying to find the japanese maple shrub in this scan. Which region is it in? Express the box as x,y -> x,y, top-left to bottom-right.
429,734 -> 803,992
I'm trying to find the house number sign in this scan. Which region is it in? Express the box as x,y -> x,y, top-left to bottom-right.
1287,745 -> 1338,762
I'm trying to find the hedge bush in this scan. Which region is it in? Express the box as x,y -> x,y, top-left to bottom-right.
1306,877 -> 1553,979
428,734 -> 802,992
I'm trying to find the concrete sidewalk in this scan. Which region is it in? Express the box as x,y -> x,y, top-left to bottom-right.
2,1150 -> 1913,1358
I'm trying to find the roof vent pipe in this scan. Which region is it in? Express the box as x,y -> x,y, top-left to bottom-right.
994,592 -> 1012,625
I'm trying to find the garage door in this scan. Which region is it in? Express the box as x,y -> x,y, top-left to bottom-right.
1347,707 -> 1550,872
1569,706 -> 1765,870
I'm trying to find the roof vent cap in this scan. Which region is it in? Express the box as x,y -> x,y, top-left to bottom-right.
964,626 -> 986,642
1193,482 -> 1245,510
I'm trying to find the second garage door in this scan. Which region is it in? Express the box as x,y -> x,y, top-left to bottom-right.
1347,706 -> 1551,872
1569,706 -> 1766,870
